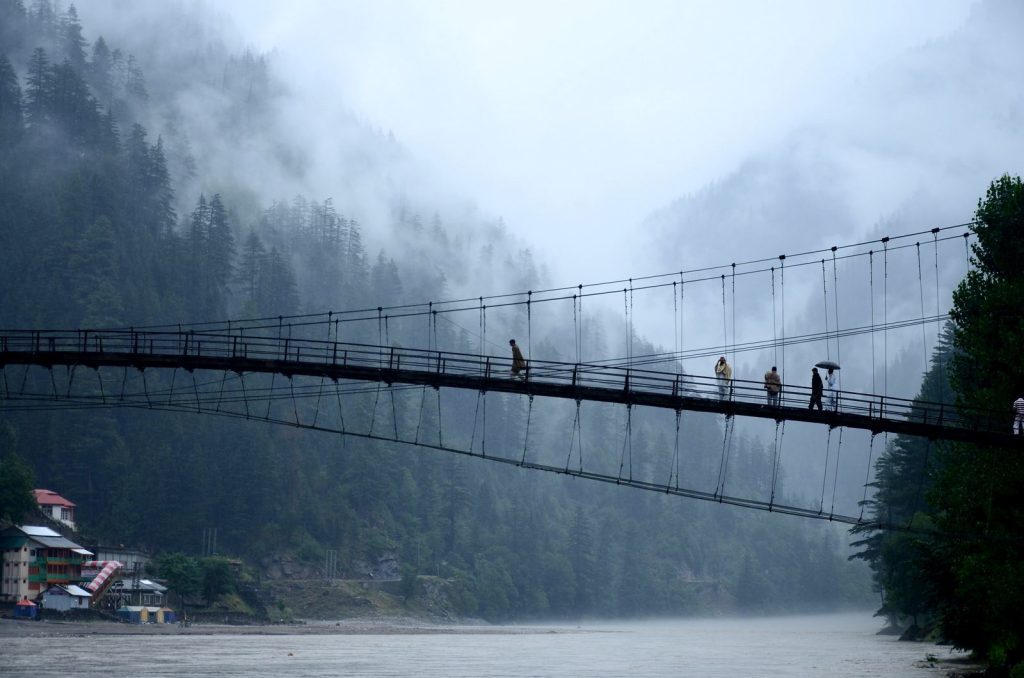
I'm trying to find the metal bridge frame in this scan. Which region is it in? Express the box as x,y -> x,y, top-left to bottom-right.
1,329 -> 1020,448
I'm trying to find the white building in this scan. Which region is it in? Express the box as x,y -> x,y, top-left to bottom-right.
33,489 -> 76,531
41,584 -> 92,611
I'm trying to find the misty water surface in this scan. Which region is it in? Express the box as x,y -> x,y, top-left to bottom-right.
4,613 -> 966,677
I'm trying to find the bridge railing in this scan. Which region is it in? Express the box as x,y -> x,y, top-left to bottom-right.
0,329 -> 1005,436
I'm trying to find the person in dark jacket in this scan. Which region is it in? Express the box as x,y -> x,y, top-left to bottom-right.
809,367 -> 824,411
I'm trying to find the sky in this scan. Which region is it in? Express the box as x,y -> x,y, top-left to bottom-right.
218,0 -> 973,284
70,0 -> 1011,405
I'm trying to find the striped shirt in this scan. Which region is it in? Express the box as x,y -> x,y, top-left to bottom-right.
1015,398 -> 1024,416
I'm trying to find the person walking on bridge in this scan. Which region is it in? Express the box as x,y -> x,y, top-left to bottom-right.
825,368 -> 837,411
1014,395 -> 1024,435
763,366 -> 782,406
715,357 -> 732,400
509,339 -> 527,380
809,367 -> 824,411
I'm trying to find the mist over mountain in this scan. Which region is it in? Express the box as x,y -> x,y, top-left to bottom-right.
646,1 -> 1022,252
0,0 -> 884,622
59,0 -> 549,310
641,0 -> 1023,385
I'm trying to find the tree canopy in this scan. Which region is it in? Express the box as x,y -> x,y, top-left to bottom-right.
857,175 -> 1024,669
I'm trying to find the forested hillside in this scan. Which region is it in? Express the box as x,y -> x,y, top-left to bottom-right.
854,176 -> 1024,670
0,0 -> 869,620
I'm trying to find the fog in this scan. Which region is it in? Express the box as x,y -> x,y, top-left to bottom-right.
77,1 -> 987,278
75,1 -> 1022,360
218,0 -> 977,283
67,0 -> 1023,509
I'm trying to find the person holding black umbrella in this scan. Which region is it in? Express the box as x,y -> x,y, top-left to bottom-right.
809,367 -> 824,411
826,368 -> 837,410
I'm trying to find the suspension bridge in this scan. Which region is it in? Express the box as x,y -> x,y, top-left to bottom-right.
1,222 -> 1018,532
0,329 -> 1014,446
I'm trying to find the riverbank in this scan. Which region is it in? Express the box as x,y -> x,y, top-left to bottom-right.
0,615 -> 549,638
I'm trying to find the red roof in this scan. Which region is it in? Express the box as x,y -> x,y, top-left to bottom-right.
33,489 -> 76,508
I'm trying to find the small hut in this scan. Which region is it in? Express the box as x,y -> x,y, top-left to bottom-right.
13,598 -> 37,620
117,605 -> 144,624
41,584 -> 91,612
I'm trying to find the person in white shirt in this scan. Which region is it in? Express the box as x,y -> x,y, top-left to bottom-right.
826,368 -> 837,411
1014,396 -> 1024,435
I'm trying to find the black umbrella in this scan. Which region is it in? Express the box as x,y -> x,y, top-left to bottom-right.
815,360 -> 841,370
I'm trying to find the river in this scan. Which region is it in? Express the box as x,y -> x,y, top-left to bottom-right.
0,612 -> 971,677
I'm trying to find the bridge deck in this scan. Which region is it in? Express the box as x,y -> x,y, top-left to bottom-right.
1,329 -> 1020,448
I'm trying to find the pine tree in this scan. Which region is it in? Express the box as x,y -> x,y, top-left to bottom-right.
850,326 -> 957,631
51,58 -> 99,146
342,218 -> 368,303
124,125 -> 175,236
124,122 -> 150,210
259,247 -> 299,317
206,193 -> 235,315
0,1 -> 29,59
59,4 -> 86,69
28,0 -> 57,48
371,252 -> 403,307
89,36 -> 113,103
24,46 -> 51,126
0,53 -> 23,146
70,216 -> 125,327
147,136 -> 176,234
124,53 -> 147,101
236,230 -> 266,311
928,175 -> 1024,666
185,193 -> 212,317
